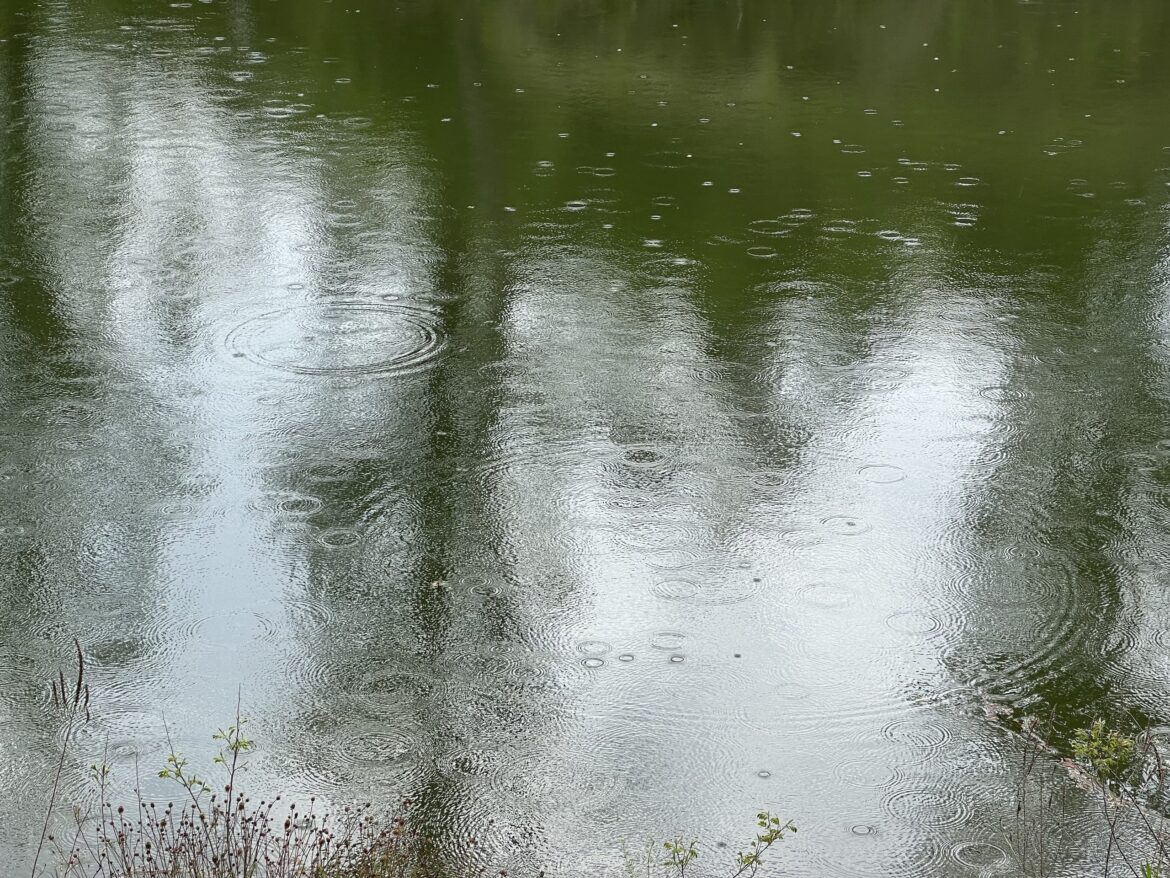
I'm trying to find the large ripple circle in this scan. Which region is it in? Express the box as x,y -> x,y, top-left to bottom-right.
226,302 -> 445,377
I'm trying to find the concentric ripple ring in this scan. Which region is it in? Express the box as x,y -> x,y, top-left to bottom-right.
226,302 -> 446,377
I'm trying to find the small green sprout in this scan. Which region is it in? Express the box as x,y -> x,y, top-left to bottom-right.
1072,719 -> 1135,782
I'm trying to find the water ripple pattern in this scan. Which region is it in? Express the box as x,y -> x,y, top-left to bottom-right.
225,302 -> 446,377
4,3 -> 1170,877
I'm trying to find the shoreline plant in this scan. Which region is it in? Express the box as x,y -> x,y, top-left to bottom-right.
622,814 -> 796,878
1013,713 -> 1170,878
42,640 -> 1170,878
33,644 -> 796,878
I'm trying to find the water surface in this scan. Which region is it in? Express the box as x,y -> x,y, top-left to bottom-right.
3,0 -> 1170,874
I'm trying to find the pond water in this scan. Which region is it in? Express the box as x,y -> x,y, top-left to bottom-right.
3,0 -> 1170,873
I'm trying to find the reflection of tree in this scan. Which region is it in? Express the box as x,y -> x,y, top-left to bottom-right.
0,4 -> 196,865
944,201 -> 1170,742
265,5 -> 558,870
0,1 -> 67,352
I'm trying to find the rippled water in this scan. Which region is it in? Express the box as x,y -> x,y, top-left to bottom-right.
3,0 -> 1170,873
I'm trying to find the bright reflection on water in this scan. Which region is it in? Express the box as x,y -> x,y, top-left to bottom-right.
2,0 -> 1170,873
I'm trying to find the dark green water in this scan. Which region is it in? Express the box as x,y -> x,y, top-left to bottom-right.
3,0 -> 1170,873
